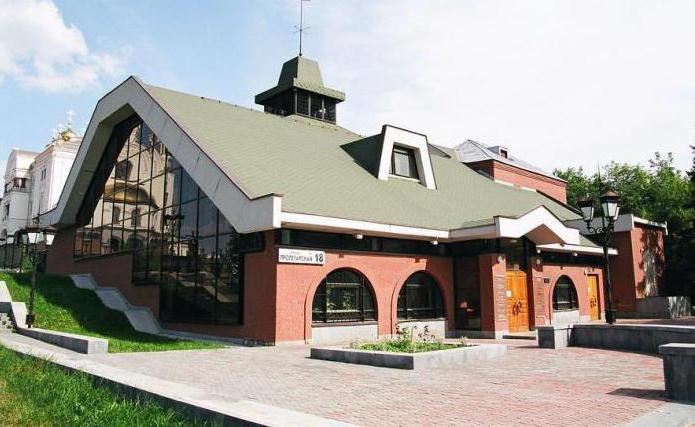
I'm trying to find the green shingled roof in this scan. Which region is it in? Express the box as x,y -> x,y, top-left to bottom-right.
255,56 -> 346,103
143,82 -> 582,232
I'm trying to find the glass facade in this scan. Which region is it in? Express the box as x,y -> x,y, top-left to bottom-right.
397,272 -> 445,320
73,115 -> 263,325
312,269 -> 376,323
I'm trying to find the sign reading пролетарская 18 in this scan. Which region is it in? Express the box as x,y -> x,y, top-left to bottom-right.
278,248 -> 326,265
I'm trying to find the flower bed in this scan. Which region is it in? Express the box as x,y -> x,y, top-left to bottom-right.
356,325 -> 470,353
311,326 -> 507,369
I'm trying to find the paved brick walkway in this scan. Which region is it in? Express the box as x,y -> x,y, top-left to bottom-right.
88,340 -> 672,426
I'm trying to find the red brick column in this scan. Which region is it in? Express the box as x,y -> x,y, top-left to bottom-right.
478,253 -> 508,338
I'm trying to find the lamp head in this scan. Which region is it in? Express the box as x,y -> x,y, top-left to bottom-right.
577,195 -> 595,223
600,190 -> 621,221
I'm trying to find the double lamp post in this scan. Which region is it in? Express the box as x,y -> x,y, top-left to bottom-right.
577,190 -> 621,325
17,224 -> 56,328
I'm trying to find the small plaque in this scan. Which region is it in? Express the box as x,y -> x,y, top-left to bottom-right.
278,248 -> 325,265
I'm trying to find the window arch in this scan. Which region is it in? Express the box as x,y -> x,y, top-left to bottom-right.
552,276 -> 578,311
397,272 -> 445,320
312,269 -> 376,323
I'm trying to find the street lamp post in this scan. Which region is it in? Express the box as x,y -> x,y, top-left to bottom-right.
6,235 -> 15,269
18,224 -> 56,328
577,190 -> 621,324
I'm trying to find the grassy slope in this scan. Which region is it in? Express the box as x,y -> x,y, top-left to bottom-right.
1,272 -> 222,353
0,346 -> 211,426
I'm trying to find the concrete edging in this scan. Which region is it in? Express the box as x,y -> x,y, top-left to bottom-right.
18,327 -> 108,354
0,334 -> 349,426
538,323 -> 695,355
310,344 -> 507,370
659,343 -> 695,403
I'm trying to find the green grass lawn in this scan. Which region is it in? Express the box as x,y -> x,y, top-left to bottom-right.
0,345 -> 212,426
0,272 -> 222,353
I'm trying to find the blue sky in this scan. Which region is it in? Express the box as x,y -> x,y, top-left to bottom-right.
1,0 -> 694,187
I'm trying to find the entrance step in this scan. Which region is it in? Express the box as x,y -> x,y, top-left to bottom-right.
502,331 -> 537,340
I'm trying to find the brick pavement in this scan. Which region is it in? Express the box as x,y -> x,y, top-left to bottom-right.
88,340 -> 672,426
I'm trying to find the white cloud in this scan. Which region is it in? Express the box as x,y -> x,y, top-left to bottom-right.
0,0 -> 126,92
289,0 -> 695,172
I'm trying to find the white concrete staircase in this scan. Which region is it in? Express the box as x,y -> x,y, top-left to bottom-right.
70,274 -> 162,335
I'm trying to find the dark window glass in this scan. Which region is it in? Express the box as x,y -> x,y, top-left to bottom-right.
553,276 -> 579,311
312,269 -> 376,323
397,272 -> 445,320
296,91 -> 309,116
197,198 -> 217,238
178,201 -> 197,243
133,249 -> 148,282
180,170 -> 197,204
390,146 -> 419,179
216,233 -> 242,324
114,161 -> 130,180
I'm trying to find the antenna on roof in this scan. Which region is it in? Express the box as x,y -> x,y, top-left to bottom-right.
294,0 -> 311,56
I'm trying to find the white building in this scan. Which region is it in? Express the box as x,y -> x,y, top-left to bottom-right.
0,122 -> 81,240
0,149 -> 39,239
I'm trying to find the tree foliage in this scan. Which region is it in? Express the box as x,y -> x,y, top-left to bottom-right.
554,151 -> 695,297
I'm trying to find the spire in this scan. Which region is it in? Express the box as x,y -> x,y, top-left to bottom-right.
67,110 -> 74,129
296,0 -> 311,57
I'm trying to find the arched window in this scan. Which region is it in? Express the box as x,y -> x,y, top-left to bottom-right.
312,269 -> 376,323
397,272 -> 445,320
552,276 -> 578,311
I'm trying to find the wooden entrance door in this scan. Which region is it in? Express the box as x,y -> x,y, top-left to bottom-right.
588,275 -> 600,320
506,270 -> 529,333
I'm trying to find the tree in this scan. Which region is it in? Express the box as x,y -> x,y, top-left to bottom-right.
555,152 -> 695,297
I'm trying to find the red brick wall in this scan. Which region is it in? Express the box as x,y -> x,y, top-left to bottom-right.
610,225 -> 665,312
276,249 -> 454,343
530,260 -> 605,324
477,253 -> 509,334
466,160 -> 567,203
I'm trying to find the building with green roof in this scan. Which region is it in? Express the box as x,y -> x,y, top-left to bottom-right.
42,55 -> 633,343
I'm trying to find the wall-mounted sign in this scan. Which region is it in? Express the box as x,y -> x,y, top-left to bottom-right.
278,248 -> 325,265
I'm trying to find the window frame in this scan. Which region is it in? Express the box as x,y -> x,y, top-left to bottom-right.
397,272 -> 445,320
552,276 -> 579,311
390,145 -> 420,180
312,269 -> 377,324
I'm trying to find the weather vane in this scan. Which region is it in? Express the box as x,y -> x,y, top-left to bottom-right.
294,0 -> 311,56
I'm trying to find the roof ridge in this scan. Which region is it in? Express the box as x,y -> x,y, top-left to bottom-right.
142,81 -> 360,138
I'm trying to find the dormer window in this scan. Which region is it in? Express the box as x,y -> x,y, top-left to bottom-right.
391,146 -> 419,179
376,125 -> 437,190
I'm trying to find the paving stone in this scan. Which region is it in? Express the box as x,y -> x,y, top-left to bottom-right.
86,339 -> 675,426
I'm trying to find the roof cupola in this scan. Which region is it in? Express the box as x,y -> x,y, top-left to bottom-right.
255,56 -> 345,124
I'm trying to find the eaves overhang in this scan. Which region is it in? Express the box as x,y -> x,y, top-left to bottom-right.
280,206 -> 583,246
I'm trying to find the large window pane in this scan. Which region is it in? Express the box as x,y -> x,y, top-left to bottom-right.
178,201 -> 197,242
197,198 -> 217,238
180,170 -> 197,204
217,233 -> 242,324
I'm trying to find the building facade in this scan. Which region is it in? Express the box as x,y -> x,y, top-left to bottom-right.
43,56 -> 664,344
0,125 -> 81,241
